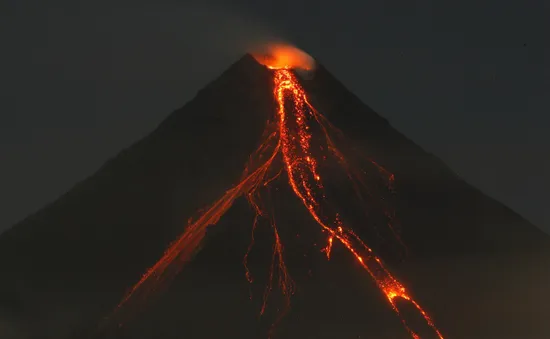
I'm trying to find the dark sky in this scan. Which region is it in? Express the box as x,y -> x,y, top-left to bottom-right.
1,0 -> 548,235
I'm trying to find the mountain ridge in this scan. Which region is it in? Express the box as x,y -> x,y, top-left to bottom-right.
0,53 -> 548,339
4,53 -> 544,246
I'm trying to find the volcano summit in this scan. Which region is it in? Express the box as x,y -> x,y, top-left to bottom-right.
1,50 -> 549,339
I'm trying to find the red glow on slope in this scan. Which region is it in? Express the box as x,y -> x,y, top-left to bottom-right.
106,63 -> 444,339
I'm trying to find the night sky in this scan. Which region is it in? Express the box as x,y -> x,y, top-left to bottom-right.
1,0 -> 548,235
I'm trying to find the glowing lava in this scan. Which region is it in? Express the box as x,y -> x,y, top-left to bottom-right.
253,43 -> 316,71
106,48 -> 445,339
273,68 -> 443,339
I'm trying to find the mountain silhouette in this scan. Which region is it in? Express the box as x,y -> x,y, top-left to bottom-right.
1,54 -> 549,339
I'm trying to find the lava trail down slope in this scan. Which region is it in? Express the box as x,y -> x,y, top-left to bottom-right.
105,55 -> 443,338
1,51 -> 549,339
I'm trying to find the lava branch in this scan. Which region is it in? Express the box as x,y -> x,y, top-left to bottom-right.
105,65 -> 444,339
103,123 -> 282,328
274,68 -> 443,338
308,94 -> 407,255
243,168 -> 295,329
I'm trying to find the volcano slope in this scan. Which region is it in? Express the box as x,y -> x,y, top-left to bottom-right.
0,54 -> 549,339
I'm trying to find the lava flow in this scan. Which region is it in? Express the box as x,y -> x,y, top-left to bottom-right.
106,46 -> 445,339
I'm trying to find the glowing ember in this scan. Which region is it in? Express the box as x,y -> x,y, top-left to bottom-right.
106,51 -> 445,338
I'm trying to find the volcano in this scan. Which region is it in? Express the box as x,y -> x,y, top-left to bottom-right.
1,52 -> 549,339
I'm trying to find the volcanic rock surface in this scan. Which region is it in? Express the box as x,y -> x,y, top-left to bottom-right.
1,54 -> 549,339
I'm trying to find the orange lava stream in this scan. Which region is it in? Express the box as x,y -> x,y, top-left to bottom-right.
110,127 -> 282,323
107,67 -> 444,339
274,69 -> 443,339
